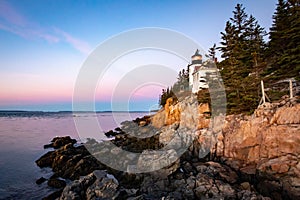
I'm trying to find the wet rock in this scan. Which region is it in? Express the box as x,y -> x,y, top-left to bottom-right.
36,177 -> 47,185
43,143 -> 53,149
126,195 -> 145,200
47,178 -> 66,188
52,136 -> 77,148
115,127 -> 122,132
105,130 -> 118,137
35,150 -> 55,167
67,155 -> 105,180
42,189 -> 63,200
44,136 -> 77,149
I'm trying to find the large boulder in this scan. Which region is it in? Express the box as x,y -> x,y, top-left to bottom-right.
44,136 -> 77,149
60,170 -> 119,200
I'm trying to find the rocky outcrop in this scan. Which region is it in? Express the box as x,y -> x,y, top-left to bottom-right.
36,96 -> 300,199
152,97 -> 210,129
44,136 -> 77,149
37,135 -> 269,199
60,170 -> 119,200
152,95 -> 300,199
36,140 -> 106,181
208,96 -> 300,199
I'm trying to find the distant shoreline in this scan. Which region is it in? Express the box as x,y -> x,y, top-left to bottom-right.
0,110 -> 151,113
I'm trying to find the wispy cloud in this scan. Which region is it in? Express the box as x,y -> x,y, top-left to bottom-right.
54,28 -> 92,55
0,1 -> 27,27
0,1 -> 91,54
0,1 -> 60,43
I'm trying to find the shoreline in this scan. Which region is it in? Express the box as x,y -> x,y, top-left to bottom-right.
35,95 -> 300,199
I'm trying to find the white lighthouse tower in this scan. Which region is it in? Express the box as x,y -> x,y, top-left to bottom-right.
189,49 -> 203,93
189,49 -> 217,93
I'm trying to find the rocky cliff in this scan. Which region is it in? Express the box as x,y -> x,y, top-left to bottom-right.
35,95 -> 300,200
152,95 -> 300,199
214,97 -> 300,199
152,97 -> 210,129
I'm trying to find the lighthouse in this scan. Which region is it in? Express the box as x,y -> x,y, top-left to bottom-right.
189,49 -> 203,92
189,49 -> 217,93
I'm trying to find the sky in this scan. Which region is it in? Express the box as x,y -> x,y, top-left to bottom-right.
0,0 -> 278,111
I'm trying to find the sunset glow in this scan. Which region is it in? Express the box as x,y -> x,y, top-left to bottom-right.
0,0 -> 277,111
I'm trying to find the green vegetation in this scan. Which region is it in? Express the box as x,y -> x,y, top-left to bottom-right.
158,87 -> 175,107
217,3 -> 267,114
215,1 -> 299,114
159,1 -> 300,115
158,67 -> 189,106
266,0 -> 300,80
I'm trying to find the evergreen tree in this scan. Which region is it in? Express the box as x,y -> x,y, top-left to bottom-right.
159,87 -> 174,106
218,4 -> 266,114
267,0 -> 300,79
219,21 -> 237,65
268,0 -> 289,57
244,15 -> 267,67
158,66 -> 190,107
283,0 -> 300,78
208,43 -> 217,61
219,4 -> 266,70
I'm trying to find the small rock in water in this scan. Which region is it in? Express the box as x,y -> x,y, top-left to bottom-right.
36,177 -> 47,185
44,136 -> 77,149
105,130 -> 117,137
52,136 -> 76,149
43,143 -> 53,149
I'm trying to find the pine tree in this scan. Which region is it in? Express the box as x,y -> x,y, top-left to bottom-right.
283,0 -> 300,78
268,0 -> 289,57
219,21 -> 237,65
208,43 -> 217,61
244,15 -> 267,67
219,4 -> 266,70
218,4 -> 266,114
267,0 -> 300,79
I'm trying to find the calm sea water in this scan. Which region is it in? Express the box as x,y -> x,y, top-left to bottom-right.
0,112 -> 147,199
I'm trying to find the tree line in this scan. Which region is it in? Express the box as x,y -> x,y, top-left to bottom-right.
159,0 -> 299,114
218,1 -> 299,114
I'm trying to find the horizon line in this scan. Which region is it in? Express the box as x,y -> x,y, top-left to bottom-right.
0,110 -> 158,113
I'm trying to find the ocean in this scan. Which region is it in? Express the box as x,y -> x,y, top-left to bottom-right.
0,111 -> 148,199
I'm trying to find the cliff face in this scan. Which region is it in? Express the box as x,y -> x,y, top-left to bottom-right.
152,95 -> 300,199
215,98 -> 300,199
152,97 -> 210,129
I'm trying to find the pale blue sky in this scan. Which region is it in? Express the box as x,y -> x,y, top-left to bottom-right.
0,0 -> 277,111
